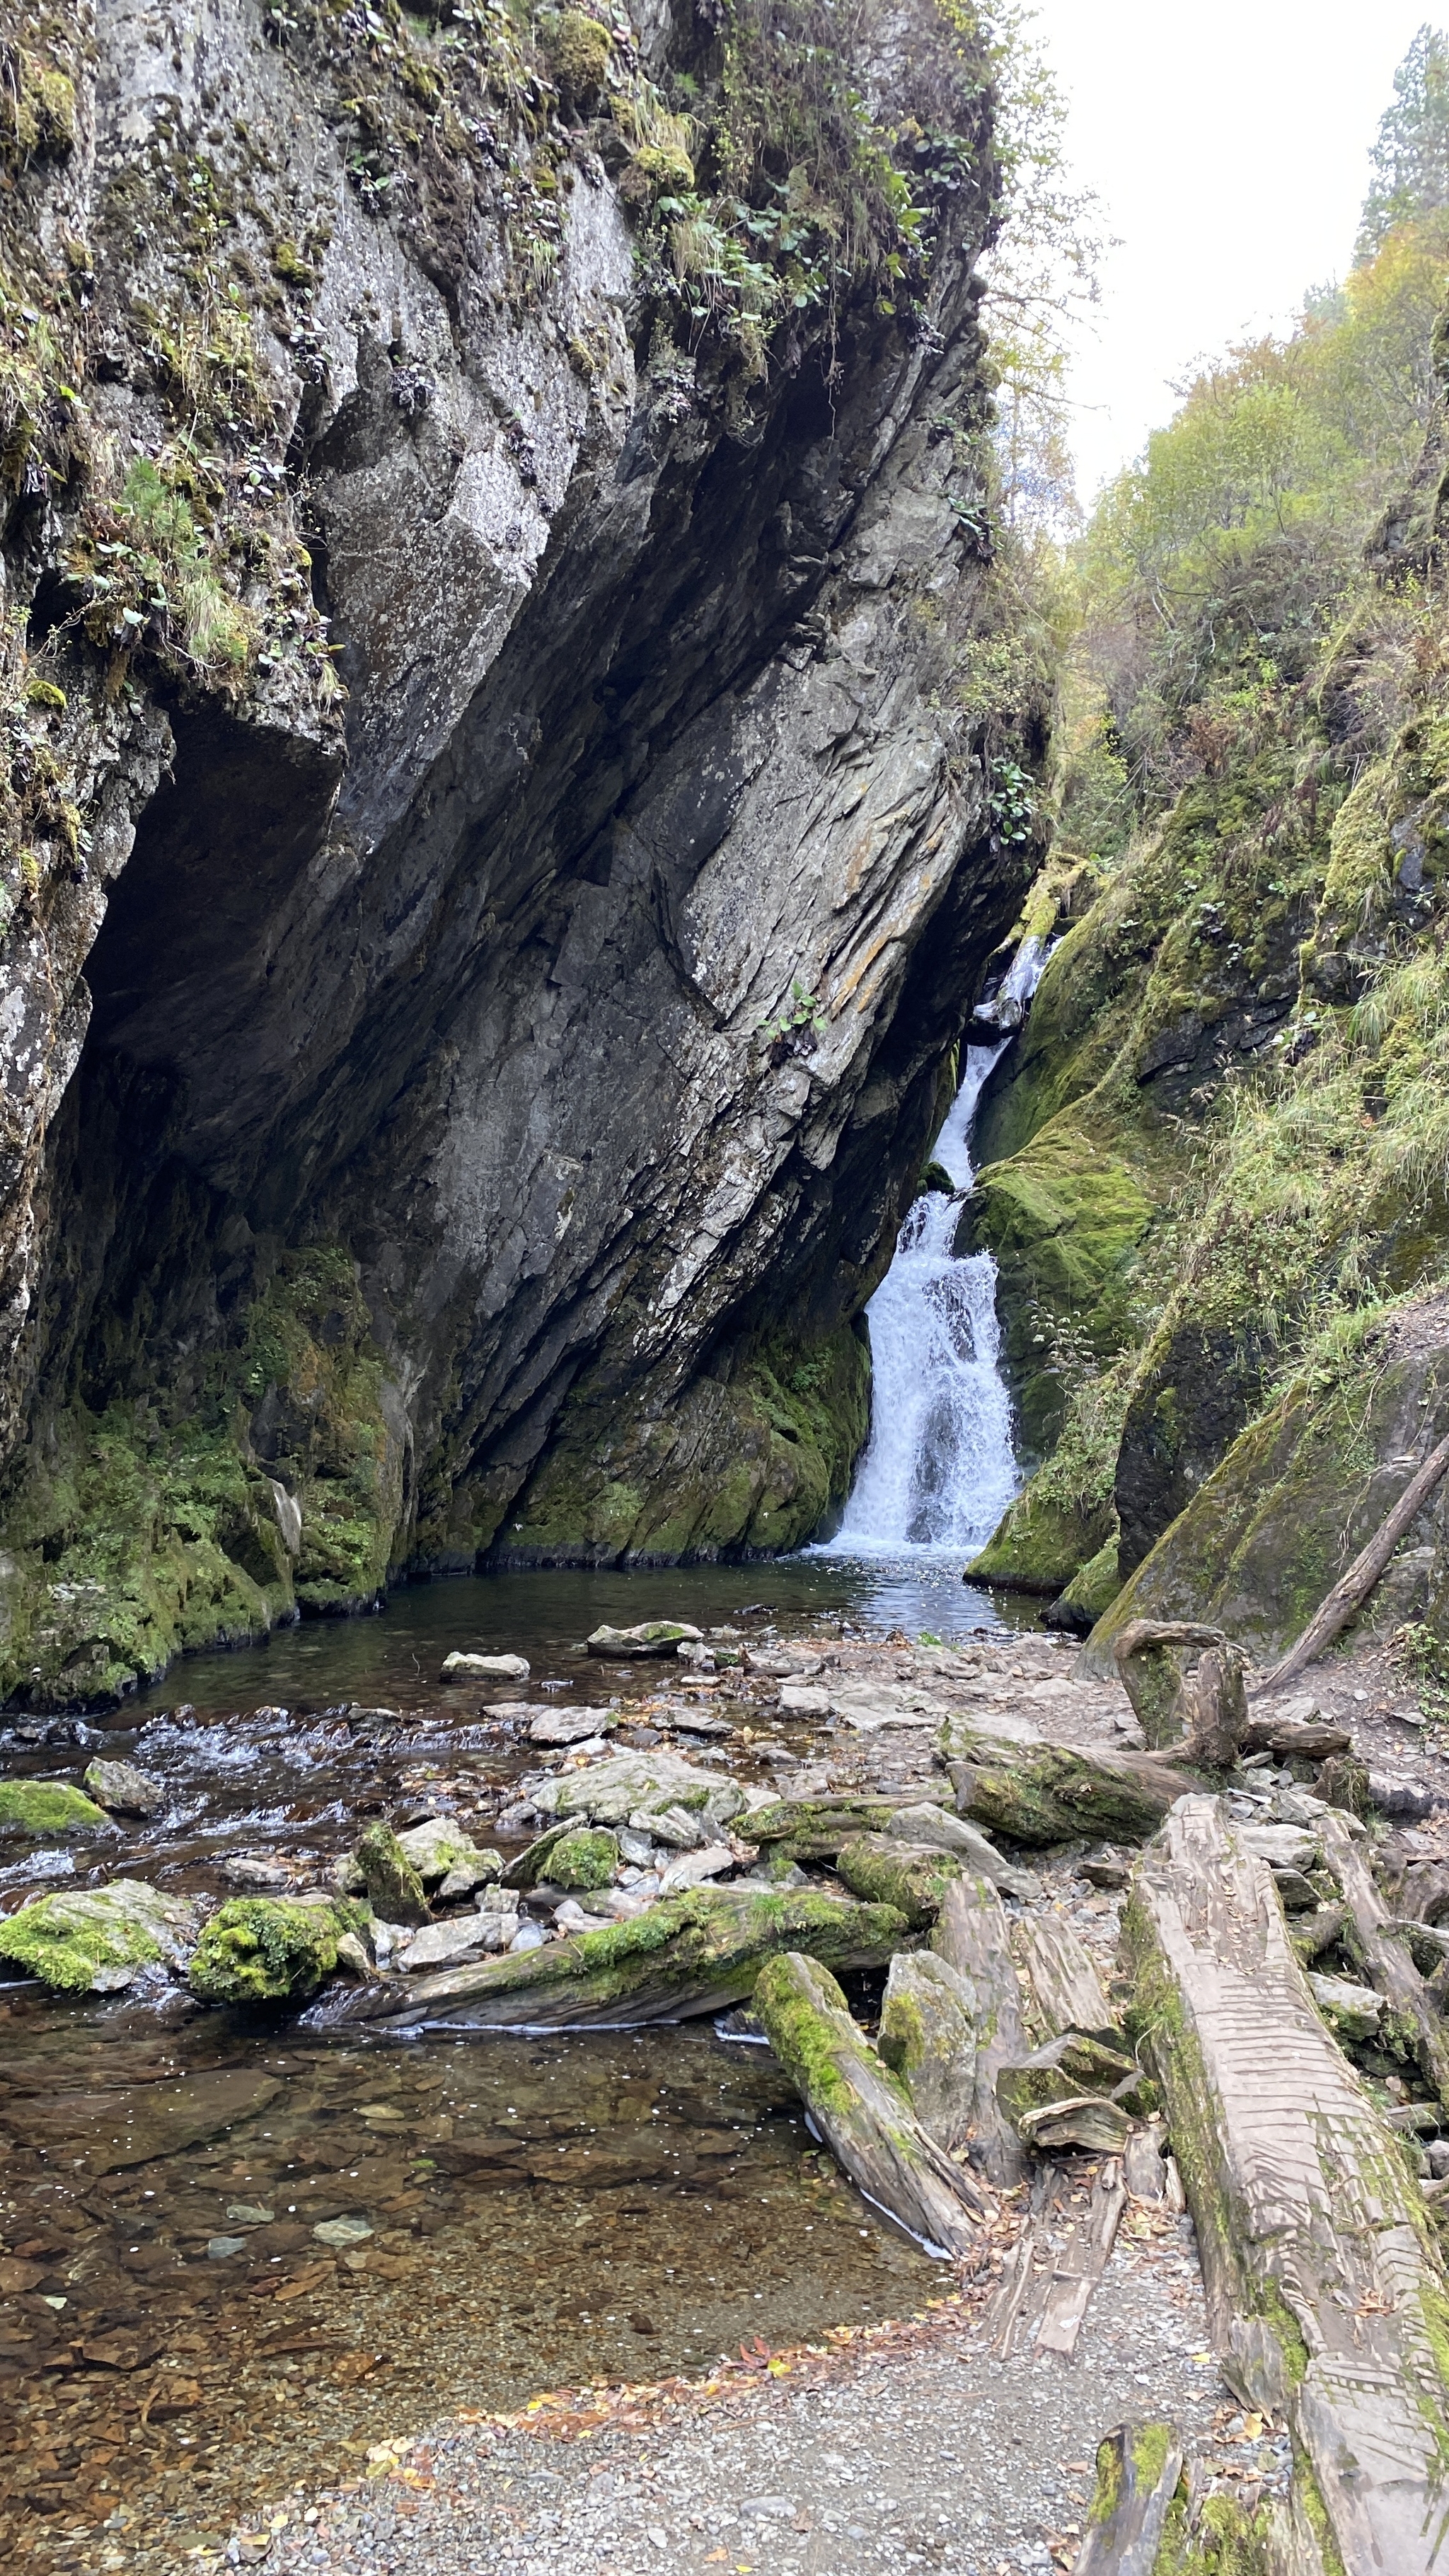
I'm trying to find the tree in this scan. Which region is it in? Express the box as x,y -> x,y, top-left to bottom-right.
1357,24 -> 1449,260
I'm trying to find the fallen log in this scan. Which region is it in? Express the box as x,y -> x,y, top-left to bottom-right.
877,1951 -> 978,2153
1317,1811 -> 1449,2109
1073,2422 -> 1185,2576
932,1876 -> 1029,2187
1012,1914 -> 1114,2040
318,1887 -> 907,2029
754,1951 -> 993,2256
940,1726 -> 1186,1847
1126,1795 -> 1449,2575
1240,1713 -> 1353,1760
734,1794 -> 905,1859
1254,1426 -> 1449,1694
833,1834 -> 962,1926
1033,2156 -> 1127,2355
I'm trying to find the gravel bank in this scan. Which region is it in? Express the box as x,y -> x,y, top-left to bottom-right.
228,2212 -> 1247,2576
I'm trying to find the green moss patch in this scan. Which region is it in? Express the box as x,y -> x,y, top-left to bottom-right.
189,1898 -> 346,2007
0,1879 -> 195,1991
0,1779 -> 110,1836
550,1828 -> 620,1892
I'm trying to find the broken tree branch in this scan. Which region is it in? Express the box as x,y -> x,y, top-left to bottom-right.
1254,1428 -> 1449,1693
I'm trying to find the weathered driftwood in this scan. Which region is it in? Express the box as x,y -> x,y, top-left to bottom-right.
753,1952 -> 993,2256
996,2031 -> 1139,2133
1112,1619 -> 1232,1748
940,1727 -> 1184,1847
1017,2095 -> 1134,2156
932,1875 -> 1028,2187
984,2162 -> 1055,2355
1122,2126 -> 1167,2202
1126,1795 -> 1449,2576
833,1834 -> 962,1926
1317,1811 -> 1449,2109
323,1887 -> 907,2029
1073,2422 -> 1185,2576
1240,1712 -> 1352,1760
1012,1914 -> 1114,2039
1034,2155 -> 1127,2355
1255,1426 -> 1449,1694
877,1951 -> 978,2153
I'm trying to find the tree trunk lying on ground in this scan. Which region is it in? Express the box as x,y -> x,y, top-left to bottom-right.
1125,1795 -> 1449,2576
932,1875 -> 1029,2187
1073,2422 -> 1186,2576
833,1834 -> 962,1925
320,1888 -> 907,2029
1317,1810 -> 1449,2110
753,1951 -> 993,2258
940,1726 -> 1189,1847
1254,1426 -> 1449,1694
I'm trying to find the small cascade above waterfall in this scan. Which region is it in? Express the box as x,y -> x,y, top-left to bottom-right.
829,937 -> 1048,1555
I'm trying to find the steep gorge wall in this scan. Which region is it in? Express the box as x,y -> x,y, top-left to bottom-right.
0,0 -> 1043,1704
964,337 -> 1449,1660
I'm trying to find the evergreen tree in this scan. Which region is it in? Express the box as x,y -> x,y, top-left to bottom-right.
1357,24 -> 1449,260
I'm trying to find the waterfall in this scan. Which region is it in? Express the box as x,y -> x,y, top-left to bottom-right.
828,937 -> 1048,1554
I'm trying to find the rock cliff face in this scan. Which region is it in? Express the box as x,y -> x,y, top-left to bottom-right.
0,0 -> 1043,1703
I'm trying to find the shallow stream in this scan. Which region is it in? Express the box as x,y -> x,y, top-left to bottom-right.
0,1561 -> 1038,2570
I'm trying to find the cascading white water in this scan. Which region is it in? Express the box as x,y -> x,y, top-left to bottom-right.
829,937 -> 1048,1554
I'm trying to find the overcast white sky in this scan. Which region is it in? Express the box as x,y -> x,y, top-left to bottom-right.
1025,1 -> 1443,503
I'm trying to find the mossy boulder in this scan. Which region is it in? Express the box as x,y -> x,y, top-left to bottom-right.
1083,1310 -> 1449,1675
1043,1535 -> 1122,1634
352,1822 -> 430,1926
0,1779 -> 112,1836
0,1879 -> 199,1991
189,1896 -> 352,2007
967,1479 -> 1113,1596
833,1834 -> 962,1927
549,1827 -> 620,1891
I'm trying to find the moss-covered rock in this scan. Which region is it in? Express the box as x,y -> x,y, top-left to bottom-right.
960,1121 -> 1156,1456
492,1324 -> 871,1565
0,1244 -> 403,1709
833,1833 -> 962,1926
549,1827 -> 620,1891
0,1878 -> 198,1991
0,1779 -> 111,1836
189,1896 -> 350,2007
967,1479 -> 1114,1595
1083,1310 -> 1449,1673
1044,1534 -> 1122,1632
352,1823 -> 430,1927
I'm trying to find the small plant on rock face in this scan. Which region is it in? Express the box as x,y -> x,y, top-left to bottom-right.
759,979 -> 829,1058
988,753 -> 1036,843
